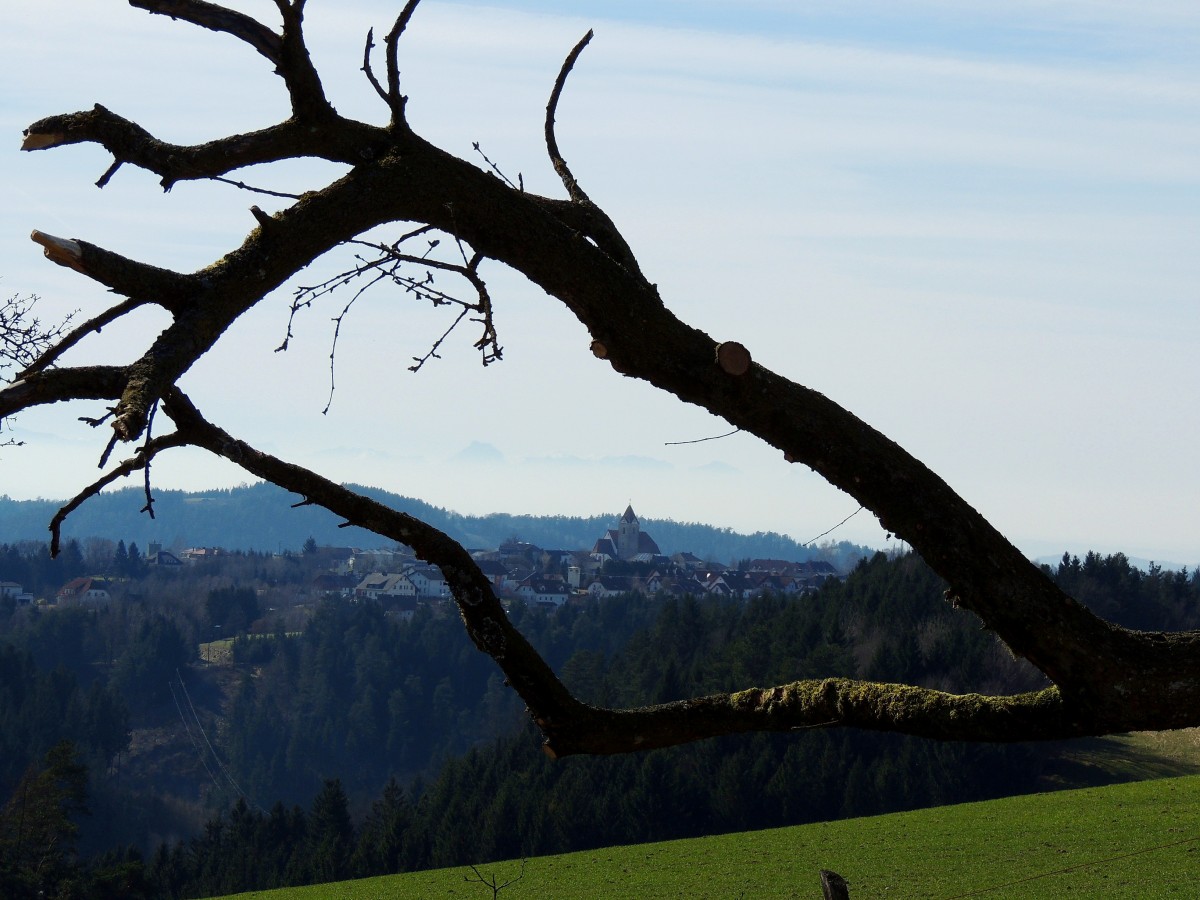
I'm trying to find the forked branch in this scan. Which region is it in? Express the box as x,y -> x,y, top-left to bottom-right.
542,30 -> 642,276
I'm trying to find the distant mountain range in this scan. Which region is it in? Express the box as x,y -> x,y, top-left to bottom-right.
0,483 -> 871,568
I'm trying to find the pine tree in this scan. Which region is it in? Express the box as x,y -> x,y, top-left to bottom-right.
352,777 -> 414,877
306,778 -> 354,885
110,540 -> 128,577
0,741 -> 90,898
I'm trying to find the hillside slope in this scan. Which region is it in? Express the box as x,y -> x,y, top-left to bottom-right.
0,483 -> 868,566
212,773 -> 1200,899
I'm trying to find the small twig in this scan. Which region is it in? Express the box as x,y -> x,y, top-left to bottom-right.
78,408 -> 117,428
441,202 -> 473,267
279,228 -> 501,399
664,428 -> 740,446
98,431 -> 120,468
95,158 -> 123,188
383,0 -> 423,125
361,28 -> 388,104
409,307 -> 468,372
211,176 -> 302,200
323,269 -> 391,413
49,429 -> 186,556
791,719 -> 839,731
140,401 -> 159,517
472,142 -> 521,191
1,290 -> 77,380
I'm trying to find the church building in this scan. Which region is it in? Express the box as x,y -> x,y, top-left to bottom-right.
591,505 -> 662,561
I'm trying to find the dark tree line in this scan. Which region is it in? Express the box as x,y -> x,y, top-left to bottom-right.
219,589 -> 662,807
0,540 -> 89,601
0,645 -> 129,798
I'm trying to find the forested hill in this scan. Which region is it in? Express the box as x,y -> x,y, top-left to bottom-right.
0,483 -> 869,566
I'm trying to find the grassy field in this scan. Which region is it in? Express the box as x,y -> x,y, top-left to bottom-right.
212,771 -> 1200,899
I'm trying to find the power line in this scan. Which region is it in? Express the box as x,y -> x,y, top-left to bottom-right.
176,669 -> 258,810
170,677 -> 223,796
803,506 -> 864,546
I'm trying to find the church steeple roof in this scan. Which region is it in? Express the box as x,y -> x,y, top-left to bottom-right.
621,505 -> 637,523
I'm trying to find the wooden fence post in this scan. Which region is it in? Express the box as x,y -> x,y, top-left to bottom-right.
820,869 -> 850,899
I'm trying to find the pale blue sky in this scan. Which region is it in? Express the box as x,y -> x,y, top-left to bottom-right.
2,1 -> 1198,564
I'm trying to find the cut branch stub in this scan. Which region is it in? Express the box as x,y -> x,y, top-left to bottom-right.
30,231 -> 85,274
715,340 -> 751,376
21,132 -> 64,151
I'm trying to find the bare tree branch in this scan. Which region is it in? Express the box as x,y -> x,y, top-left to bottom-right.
545,30 -> 594,205
129,0 -> 284,66
0,366 -> 127,420
273,0 -> 337,121
10,2 -> 1200,759
22,106 -> 387,188
540,32 -> 643,276
152,390 -> 1091,755
18,297 -> 145,380
361,28 -> 390,107
1,292 -> 76,381
49,425 -> 187,556
383,0 -> 424,128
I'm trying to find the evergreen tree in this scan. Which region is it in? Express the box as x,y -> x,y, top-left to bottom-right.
352,777 -> 415,876
111,616 -> 192,713
111,540 -> 129,577
126,542 -> 143,578
0,741 -> 90,898
306,778 -> 354,885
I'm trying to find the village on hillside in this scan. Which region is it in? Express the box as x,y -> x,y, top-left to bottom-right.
4,506 -> 842,616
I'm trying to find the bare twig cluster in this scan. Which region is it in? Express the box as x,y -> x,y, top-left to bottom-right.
0,292 -> 76,381
277,226 -> 502,411
0,290 -> 76,445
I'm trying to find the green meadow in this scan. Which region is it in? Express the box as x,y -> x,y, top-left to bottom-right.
212,772 -> 1200,899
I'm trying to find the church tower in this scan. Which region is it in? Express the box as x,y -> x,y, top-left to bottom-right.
617,505 -> 640,560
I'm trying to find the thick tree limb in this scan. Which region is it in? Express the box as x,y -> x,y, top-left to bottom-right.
160,388 -> 580,726
22,106 -> 388,188
0,366 -> 127,419
29,231 -> 195,315
154,390 -> 1105,756
129,0 -> 283,65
